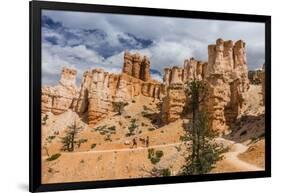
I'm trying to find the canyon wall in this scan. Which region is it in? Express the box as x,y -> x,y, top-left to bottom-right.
42,52 -> 164,127
42,39 -> 255,134
161,58 -> 207,124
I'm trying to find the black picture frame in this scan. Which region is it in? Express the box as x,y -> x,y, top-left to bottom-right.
29,1 -> 271,192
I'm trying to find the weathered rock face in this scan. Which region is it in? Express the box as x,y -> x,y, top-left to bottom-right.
161,58 -> 208,124
42,39 -> 253,133
42,52 -> 164,126
76,69 -> 164,127
205,39 -> 250,134
248,69 -> 263,85
163,58 -> 207,86
122,51 -> 151,81
42,67 -> 78,115
161,83 -> 186,124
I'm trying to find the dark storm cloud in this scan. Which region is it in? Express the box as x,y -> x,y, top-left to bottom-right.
42,10 -> 265,85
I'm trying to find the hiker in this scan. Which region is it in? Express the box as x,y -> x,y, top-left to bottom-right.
146,136 -> 149,147
132,137 -> 137,148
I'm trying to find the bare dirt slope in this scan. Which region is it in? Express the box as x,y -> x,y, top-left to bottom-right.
42,95 -> 186,183
42,85 -> 265,183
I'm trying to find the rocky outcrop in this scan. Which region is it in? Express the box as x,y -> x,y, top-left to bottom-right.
161,83 -> 186,124
205,39 -> 250,134
163,58 -> 207,86
42,39 -> 254,133
161,39 -> 251,133
41,67 -> 78,115
161,58 -> 207,124
248,69 -> 263,85
123,50 -> 151,81
42,52 -> 164,126
76,69 -> 163,127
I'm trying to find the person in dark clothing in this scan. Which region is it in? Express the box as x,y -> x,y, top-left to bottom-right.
146,136 -> 149,147
132,137 -> 137,148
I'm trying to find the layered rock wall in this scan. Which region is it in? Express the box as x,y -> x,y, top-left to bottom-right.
123,50 -> 151,81
206,39 -> 249,134
41,67 -> 78,115
161,83 -> 186,124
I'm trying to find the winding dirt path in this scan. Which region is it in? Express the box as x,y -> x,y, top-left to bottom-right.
216,138 -> 263,171
59,138 -> 262,171
64,142 -> 183,155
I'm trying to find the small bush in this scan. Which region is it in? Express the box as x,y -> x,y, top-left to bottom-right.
148,149 -> 163,164
150,167 -> 171,177
132,100 -> 136,103
91,144 -> 97,149
148,127 -> 155,131
155,150 -> 163,158
46,153 -> 61,161
143,105 -> 152,111
112,101 -> 128,115
42,114 -> 48,125
77,138 -> 88,148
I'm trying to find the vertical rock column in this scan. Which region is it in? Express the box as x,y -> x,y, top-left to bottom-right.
206,39 -> 250,135
88,69 -> 111,127
123,50 -> 133,75
140,56 -> 151,81
132,53 -> 141,79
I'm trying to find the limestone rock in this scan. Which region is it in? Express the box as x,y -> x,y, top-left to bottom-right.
41,67 -> 79,115
205,39 -> 250,134
74,67 -> 163,127
122,51 -> 151,81
161,83 -> 186,124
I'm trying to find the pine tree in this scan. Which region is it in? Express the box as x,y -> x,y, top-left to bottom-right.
180,80 -> 226,175
112,101 -> 128,115
61,121 -> 83,152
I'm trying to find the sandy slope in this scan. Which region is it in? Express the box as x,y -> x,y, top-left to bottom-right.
41,86 -> 265,183
42,142 -> 186,183
212,138 -> 264,173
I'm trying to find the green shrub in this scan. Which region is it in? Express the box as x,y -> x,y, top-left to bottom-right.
42,114 -> 48,125
112,101 -> 128,115
127,119 -> 138,136
143,105 -> 152,111
148,167 -> 171,177
155,150 -> 163,158
148,149 -> 163,164
46,153 -> 61,161
77,138 -> 88,148
91,144 -> 97,149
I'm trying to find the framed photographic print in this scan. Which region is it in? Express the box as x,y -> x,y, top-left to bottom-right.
29,1 -> 271,192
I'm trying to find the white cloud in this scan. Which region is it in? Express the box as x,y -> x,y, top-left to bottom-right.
42,10 -> 265,85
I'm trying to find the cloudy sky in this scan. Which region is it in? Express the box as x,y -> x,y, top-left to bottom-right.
42,10 -> 265,85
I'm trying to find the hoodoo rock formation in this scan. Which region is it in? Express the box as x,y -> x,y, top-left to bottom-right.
161,58 -> 207,124
42,52 -> 164,127
41,67 -> 78,115
123,50 -> 151,81
161,83 -> 186,124
42,39 -> 258,134
205,39 -> 250,134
